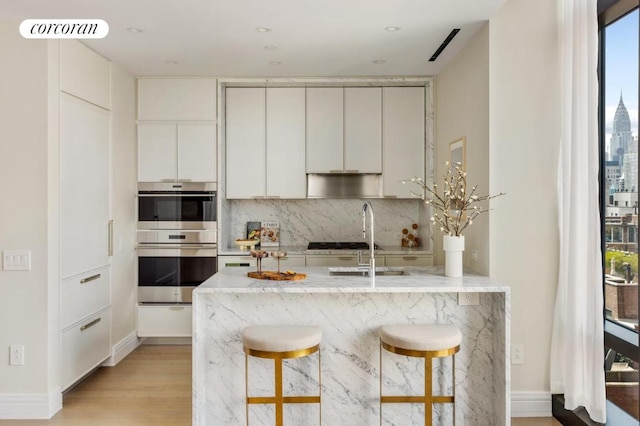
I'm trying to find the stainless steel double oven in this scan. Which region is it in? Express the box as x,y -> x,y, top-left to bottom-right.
137,182 -> 217,304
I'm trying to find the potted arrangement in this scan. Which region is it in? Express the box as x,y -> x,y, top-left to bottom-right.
404,162 -> 505,277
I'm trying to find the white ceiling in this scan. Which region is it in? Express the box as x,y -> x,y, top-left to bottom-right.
1,0 -> 508,77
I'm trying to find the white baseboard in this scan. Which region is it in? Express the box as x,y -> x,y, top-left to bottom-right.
0,387 -> 62,419
102,331 -> 140,367
511,391 -> 552,417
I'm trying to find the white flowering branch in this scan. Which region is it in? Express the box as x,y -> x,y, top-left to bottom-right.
403,162 -> 505,236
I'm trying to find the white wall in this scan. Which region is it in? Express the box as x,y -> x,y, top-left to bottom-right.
490,0 -> 561,397
435,23 -> 491,274
109,64 -> 137,351
0,22 -> 56,400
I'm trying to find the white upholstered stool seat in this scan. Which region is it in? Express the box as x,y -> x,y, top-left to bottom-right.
379,324 -> 462,352
379,323 -> 461,426
242,325 -> 322,426
242,325 -> 322,353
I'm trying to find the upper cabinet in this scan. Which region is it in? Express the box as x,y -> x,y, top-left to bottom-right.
226,87 -> 306,199
306,87 -> 382,174
382,87 -> 425,198
60,41 -> 111,110
137,78 -> 216,121
137,78 -> 217,182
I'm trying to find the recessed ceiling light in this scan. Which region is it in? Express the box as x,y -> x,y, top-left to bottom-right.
372,59 -> 386,64
385,26 -> 401,32
164,60 -> 179,65
264,45 -> 278,50
269,61 -> 282,65
126,27 -> 144,33
255,27 -> 271,33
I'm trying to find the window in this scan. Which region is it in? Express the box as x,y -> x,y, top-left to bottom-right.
600,0 -> 639,421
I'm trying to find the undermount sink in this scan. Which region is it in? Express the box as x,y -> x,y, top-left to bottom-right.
328,266 -> 410,276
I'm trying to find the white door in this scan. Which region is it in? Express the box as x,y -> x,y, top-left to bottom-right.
138,124 -> 177,182
306,88 -> 344,173
266,88 -> 306,198
178,124 -> 216,182
226,88 -> 266,198
60,93 -> 110,278
344,87 -> 382,173
382,87 -> 425,197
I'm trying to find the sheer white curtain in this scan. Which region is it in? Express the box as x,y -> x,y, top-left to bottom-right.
550,0 -> 606,422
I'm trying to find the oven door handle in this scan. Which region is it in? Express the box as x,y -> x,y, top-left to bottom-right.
137,244 -> 217,250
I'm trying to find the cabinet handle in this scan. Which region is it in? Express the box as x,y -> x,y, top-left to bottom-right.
169,306 -> 185,311
80,273 -> 101,284
225,263 -> 251,267
403,256 -> 418,261
338,257 -> 353,261
252,196 -> 265,199
176,179 -> 192,182
344,170 -> 359,173
160,179 -> 175,182
80,317 -> 101,331
266,195 -> 281,199
383,195 -> 398,198
108,219 -> 114,256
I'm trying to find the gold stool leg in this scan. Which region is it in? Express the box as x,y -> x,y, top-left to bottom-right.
425,355 -> 433,426
275,356 -> 284,426
318,349 -> 322,426
452,354 -> 456,426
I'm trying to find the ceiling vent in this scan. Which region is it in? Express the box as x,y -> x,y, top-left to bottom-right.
429,29 -> 460,62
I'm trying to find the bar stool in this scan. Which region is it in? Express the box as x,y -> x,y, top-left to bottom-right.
379,324 -> 462,426
242,325 -> 322,426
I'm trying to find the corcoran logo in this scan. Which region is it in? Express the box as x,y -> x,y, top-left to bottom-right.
19,19 -> 109,39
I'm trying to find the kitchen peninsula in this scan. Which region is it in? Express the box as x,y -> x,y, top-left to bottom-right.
192,266 -> 510,425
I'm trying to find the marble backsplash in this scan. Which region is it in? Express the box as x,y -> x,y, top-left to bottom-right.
221,198 -> 431,250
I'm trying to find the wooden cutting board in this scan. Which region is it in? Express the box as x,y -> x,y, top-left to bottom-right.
247,271 -> 307,281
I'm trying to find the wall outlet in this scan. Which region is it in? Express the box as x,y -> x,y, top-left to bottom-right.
471,249 -> 479,262
458,292 -> 479,306
10,345 -> 24,366
511,344 -> 524,364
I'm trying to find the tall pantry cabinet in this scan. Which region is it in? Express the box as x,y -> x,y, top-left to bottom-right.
58,41 -> 112,391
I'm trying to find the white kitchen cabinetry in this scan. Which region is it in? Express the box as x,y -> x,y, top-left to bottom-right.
137,305 -> 192,337
60,266 -> 111,391
306,88 -> 344,173
218,255 -> 305,269
385,254 -> 433,267
60,40 -> 111,110
138,123 -> 216,182
60,93 -> 111,279
266,88 -> 306,198
226,87 -> 306,199
382,87 -> 425,198
306,87 -> 382,173
226,88 -> 265,198
137,78 -> 216,121
305,255 -> 385,267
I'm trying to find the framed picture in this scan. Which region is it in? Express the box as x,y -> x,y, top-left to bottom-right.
449,137 -> 466,171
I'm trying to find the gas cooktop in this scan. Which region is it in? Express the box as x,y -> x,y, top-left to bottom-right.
307,242 -> 378,250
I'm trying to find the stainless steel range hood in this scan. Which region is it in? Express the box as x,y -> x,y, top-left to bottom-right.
307,173 -> 382,198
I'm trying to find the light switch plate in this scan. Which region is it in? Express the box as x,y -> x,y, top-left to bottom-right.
458,292 -> 480,306
3,250 -> 31,271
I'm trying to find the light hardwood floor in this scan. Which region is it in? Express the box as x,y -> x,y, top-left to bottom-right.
0,344 -> 560,425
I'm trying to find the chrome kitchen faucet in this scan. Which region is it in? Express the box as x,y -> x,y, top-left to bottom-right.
360,201 -> 375,286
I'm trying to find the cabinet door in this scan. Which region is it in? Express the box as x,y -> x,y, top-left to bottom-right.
137,305 -> 192,337
138,124 -> 177,182
138,78 -> 216,121
306,88 -> 344,173
261,255 -> 306,270
385,254 -> 433,267
382,87 -> 425,197
344,88 -> 382,173
226,88 -> 266,198
305,255 -> 358,267
60,94 -> 110,278
178,124 -> 216,182
60,40 -> 111,110
266,88 -> 306,198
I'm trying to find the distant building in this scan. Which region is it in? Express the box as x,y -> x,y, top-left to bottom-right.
605,94 -> 638,254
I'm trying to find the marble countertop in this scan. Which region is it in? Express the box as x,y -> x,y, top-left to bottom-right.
219,245 -> 432,256
195,265 -> 508,294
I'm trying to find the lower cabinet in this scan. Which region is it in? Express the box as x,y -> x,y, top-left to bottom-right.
305,255 -> 386,267
138,305 -> 193,338
385,254 -> 433,267
61,307 -> 111,390
60,266 -> 111,391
